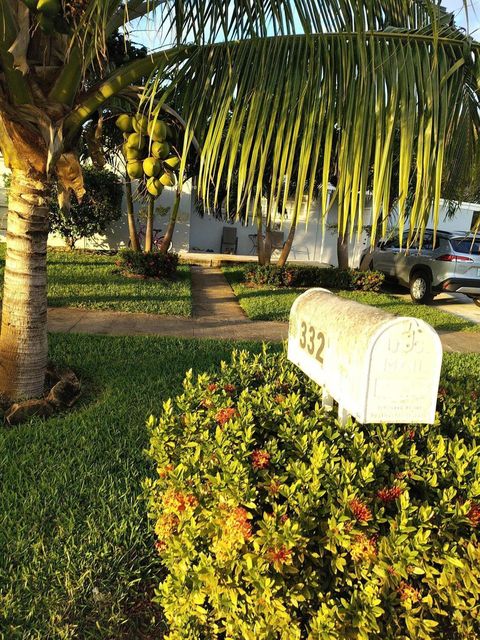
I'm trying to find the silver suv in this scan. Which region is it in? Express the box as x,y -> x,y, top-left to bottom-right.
362,229 -> 480,305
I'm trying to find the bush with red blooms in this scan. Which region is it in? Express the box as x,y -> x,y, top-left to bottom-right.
144,349 -> 480,639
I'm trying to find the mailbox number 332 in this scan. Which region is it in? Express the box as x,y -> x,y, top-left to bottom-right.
300,321 -> 325,364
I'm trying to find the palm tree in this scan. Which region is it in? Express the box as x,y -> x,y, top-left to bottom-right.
0,0 -> 478,400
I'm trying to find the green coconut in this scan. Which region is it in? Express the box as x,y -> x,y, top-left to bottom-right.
126,133 -> 146,150
152,141 -> 170,160
146,177 -> 164,198
148,120 -> 168,142
143,157 -> 161,178
159,171 -> 175,187
37,0 -> 61,17
37,13 -> 55,32
116,114 -> 134,133
132,114 -> 149,134
126,160 -> 144,180
124,145 -> 143,161
164,156 -> 180,170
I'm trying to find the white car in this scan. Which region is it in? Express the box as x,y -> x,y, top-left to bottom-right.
361,229 -> 480,305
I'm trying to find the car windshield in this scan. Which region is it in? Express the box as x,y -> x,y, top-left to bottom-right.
450,238 -> 480,255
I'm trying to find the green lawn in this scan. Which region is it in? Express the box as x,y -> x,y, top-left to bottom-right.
0,334 -> 478,638
223,266 -> 480,332
0,334 -> 272,639
0,245 -> 192,316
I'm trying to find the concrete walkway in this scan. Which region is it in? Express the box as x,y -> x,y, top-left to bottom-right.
191,266 -> 246,319
47,307 -> 288,341
47,307 -> 480,353
45,265 -> 480,353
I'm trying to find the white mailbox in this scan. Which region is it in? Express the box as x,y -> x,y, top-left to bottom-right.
288,288 -> 443,424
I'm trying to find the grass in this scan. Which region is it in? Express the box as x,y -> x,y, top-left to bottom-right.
0,245 -> 192,316
0,334 -> 273,639
0,334 -> 478,638
223,266 -> 480,332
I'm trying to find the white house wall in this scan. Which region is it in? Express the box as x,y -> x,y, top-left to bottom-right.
189,197 -> 371,267
1,152 -> 477,265
426,200 -> 480,234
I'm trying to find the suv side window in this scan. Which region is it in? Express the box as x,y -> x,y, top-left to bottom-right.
383,236 -> 399,249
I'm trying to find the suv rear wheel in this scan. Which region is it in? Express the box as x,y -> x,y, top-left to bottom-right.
409,271 -> 434,305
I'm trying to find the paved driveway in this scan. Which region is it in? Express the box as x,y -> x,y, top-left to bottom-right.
430,292 -> 480,324
382,281 -> 480,324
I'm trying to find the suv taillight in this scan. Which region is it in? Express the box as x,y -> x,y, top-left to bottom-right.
436,254 -> 473,262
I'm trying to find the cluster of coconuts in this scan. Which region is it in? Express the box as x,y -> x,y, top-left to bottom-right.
116,114 -> 181,198
21,0 -> 76,34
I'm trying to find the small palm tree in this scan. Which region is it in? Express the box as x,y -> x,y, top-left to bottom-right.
0,0 -> 478,399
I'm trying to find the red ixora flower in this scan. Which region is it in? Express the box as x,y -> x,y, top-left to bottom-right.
227,506 -> 253,540
215,407 -> 238,425
266,545 -> 292,565
251,449 -> 271,470
223,383 -> 236,394
349,498 -> 373,522
398,581 -> 421,604
158,464 -> 174,479
163,490 -> 198,513
467,501 -> 480,527
377,486 -> 403,503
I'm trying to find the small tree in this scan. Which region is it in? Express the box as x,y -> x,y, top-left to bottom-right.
50,167 -> 123,249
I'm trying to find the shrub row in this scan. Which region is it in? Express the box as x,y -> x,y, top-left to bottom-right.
145,348 -> 480,640
244,264 -> 384,292
117,249 -> 179,278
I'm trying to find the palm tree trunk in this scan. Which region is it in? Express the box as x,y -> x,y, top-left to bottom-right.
125,178 -> 140,251
337,232 -> 349,269
159,190 -> 181,254
277,215 -> 297,267
0,169 -> 49,400
144,195 -> 154,252
256,207 -> 266,265
263,220 -> 273,265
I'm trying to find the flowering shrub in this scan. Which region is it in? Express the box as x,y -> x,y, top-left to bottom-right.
145,348 -> 480,639
117,249 -> 178,278
244,264 -> 384,292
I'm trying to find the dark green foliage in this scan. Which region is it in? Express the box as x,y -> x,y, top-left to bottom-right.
117,249 -> 179,279
49,167 -> 123,248
244,264 -> 385,292
146,348 -> 480,640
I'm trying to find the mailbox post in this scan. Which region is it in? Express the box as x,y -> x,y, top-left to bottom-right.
288,288 -> 443,425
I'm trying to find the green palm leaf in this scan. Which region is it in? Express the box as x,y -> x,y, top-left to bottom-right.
134,27 -> 479,243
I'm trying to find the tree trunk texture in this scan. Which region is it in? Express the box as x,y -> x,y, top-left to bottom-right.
0,170 -> 49,400
159,190 -> 181,254
125,178 -> 140,251
277,216 -> 297,267
263,220 -> 273,266
337,233 -> 349,270
144,195 -> 154,252
256,207 -> 266,265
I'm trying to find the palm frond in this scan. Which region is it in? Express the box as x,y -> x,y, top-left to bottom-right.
136,28 -> 480,243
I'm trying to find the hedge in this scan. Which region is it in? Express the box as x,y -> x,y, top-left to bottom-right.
244,265 -> 384,292
145,348 -> 480,639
